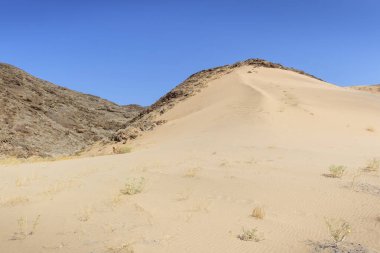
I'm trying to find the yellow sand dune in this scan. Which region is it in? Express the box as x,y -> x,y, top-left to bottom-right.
1,65 -> 379,253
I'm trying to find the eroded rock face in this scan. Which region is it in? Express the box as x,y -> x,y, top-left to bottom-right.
113,58 -> 322,142
0,63 -> 143,158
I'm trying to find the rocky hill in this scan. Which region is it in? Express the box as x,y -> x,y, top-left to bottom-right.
0,63 -> 143,158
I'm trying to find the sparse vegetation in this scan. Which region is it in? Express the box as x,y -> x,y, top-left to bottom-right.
350,169 -> 362,189
251,207 -> 265,219
363,158 -> 379,172
42,179 -> 79,198
120,177 -> 145,195
325,218 -> 351,245
11,215 -> 40,240
113,146 -> 132,154
77,207 -> 92,222
15,177 -> 30,187
0,196 -> 29,207
110,194 -> 123,207
238,228 -> 263,242
328,165 -> 346,178
184,167 -> 200,178
175,192 -> 190,202
106,243 -> 134,253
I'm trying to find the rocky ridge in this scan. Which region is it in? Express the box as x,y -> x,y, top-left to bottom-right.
113,58 -> 322,142
0,63 -> 143,158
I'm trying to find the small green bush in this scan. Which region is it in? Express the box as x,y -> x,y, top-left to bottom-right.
238,228 -> 262,242
328,165 -> 346,178
325,218 -> 351,245
120,177 -> 144,195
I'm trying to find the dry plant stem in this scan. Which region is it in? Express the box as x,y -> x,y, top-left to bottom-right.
325,218 -> 351,245
251,207 -> 265,219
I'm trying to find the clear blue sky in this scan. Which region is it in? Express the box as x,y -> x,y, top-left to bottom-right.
1,0 -> 379,106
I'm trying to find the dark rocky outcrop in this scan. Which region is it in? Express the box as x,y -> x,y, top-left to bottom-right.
0,63 -> 143,158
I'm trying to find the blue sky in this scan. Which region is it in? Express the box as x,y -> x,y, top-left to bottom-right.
1,0 -> 379,106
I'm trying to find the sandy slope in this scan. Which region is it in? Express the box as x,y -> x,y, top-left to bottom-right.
1,66 -> 380,253
351,84 -> 380,94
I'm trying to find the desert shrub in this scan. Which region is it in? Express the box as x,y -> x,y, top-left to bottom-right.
113,146 -> 132,154
364,158 -> 380,172
251,207 -> 265,219
238,228 -> 262,242
0,196 -> 29,207
10,215 -> 40,240
106,243 -> 134,253
325,218 -> 351,245
120,177 -> 144,195
184,167 -> 200,178
328,165 -> 346,178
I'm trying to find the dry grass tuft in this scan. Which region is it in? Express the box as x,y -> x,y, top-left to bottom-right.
238,228 -> 263,242
363,158 -> 380,172
10,215 -> 41,240
251,207 -> 265,219
120,177 -> 145,195
325,218 -> 351,245
113,146 -> 132,154
0,196 -> 29,207
77,207 -> 93,222
350,169 -> 363,189
15,177 -> 31,187
110,194 -> 123,206
41,179 -> 79,198
106,243 -> 134,253
184,167 -> 200,178
328,165 -> 346,178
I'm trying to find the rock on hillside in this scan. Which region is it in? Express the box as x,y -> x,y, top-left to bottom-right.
0,63 -> 143,158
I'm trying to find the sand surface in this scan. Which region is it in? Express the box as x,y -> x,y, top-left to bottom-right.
351,84 -> 380,94
1,66 -> 380,253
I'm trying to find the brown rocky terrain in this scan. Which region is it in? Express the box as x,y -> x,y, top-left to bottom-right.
351,84 -> 380,94
0,63 -> 143,158
113,58 -> 323,142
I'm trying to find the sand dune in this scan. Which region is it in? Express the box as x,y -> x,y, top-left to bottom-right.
1,65 -> 379,253
351,84 -> 380,94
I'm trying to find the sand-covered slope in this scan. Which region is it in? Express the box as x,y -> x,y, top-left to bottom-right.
0,63 -> 143,158
351,84 -> 380,94
1,64 -> 380,253
137,66 -> 380,154
114,59 -> 322,142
